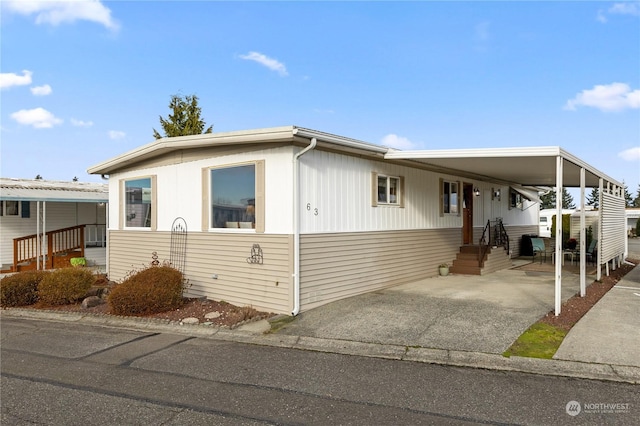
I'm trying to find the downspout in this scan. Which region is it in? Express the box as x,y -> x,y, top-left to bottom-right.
292,137 -> 317,316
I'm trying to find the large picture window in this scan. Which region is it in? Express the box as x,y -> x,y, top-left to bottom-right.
125,178 -> 152,228
211,164 -> 256,229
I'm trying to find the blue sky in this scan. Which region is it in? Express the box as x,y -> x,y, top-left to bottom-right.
1,1 -> 639,196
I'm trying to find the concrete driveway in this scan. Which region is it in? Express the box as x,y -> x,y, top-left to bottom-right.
278,266 -> 583,354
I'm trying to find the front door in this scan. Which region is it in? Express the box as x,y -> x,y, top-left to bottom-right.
463,183 -> 474,244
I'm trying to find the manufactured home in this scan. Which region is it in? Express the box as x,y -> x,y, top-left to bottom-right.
88,126 -> 627,315
0,178 -> 108,272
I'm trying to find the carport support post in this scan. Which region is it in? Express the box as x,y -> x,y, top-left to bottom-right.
554,156 -> 563,316
579,167 -> 586,297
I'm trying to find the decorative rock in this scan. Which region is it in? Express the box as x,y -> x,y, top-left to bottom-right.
204,311 -> 221,319
81,296 -> 104,309
181,317 -> 199,325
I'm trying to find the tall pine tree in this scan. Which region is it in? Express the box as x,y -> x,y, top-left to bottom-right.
153,94 -> 213,139
539,188 -> 575,209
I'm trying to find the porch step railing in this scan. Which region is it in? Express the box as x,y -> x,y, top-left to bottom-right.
13,225 -> 85,271
478,218 -> 509,267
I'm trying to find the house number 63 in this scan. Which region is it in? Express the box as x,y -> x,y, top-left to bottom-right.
306,203 -> 319,216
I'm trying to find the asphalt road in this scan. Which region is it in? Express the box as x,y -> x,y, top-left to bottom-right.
1,318 -> 638,425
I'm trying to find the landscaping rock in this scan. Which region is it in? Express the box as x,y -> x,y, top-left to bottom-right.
205,311 -> 221,319
82,296 -> 105,309
181,317 -> 199,325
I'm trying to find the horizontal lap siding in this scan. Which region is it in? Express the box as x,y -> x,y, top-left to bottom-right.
504,225 -> 538,257
108,231 -> 292,314
299,229 -> 460,311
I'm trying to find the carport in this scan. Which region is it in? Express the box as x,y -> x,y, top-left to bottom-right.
384,147 -> 627,315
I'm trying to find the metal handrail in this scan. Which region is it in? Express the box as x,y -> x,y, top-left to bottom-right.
478,220 -> 491,267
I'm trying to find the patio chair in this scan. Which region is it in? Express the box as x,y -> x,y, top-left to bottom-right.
530,237 -> 549,264
585,239 -> 597,265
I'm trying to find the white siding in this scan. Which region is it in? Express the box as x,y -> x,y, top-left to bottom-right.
108,146 -> 295,234
601,191 -> 626,263
298,150 -> 538,234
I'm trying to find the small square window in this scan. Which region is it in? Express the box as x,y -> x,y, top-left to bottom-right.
5,201 -> 19,216
376,175 -> 401,205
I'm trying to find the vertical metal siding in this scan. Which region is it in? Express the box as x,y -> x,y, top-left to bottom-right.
600,192 -> 626,262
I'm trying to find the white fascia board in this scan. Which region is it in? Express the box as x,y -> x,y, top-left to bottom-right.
384,146 -> 563,160
87,126 -> 297,175
293,127 -> 389,154
557,147 -> 622,188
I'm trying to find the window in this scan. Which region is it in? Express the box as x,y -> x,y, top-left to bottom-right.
374,174 -> 402,206
210,164 -> 256,229
510,188 -> 523,210
442,180 -> 459,214
124,177 -> 153,228
4,201 -> 19,216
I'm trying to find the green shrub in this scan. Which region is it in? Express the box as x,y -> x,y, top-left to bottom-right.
108,265 -> 184,316
0,270 -> 48,307
37,267 -> 96,305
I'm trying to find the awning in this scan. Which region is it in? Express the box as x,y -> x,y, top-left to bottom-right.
510,186 -> 541,204
0,178 -> 108,203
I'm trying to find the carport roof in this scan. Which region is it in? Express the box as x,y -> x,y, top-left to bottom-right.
0,178 -> 108,203
383,146 -> 621,188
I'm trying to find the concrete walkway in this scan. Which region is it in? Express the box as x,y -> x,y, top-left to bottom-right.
554,262 -> 640,368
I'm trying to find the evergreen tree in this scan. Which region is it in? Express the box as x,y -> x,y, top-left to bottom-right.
562,188 -> 575,209
153,94 -> 213,139
634,184 -> 640,208
539,188 -> 575,209
586,188 -> 599,208
623,182 -> 633,207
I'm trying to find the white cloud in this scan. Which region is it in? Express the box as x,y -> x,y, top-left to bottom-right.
31,84 -> 52,96
108,130 -> 125,140
3,0 -> 119,31
619,147 -> 640,161
71,118 -> 93,127
609,2 -> 640,16
0,70 -> 33,89
597,2 -> 640,23
381,134 -> 417,150
10,107 -> 63,128
239,51 -> 288,76
564,83 -> 640,112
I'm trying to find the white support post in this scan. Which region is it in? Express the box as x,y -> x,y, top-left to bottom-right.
597,178 -> 603,281
579,168 -> 586,297
554,156 -> 563,316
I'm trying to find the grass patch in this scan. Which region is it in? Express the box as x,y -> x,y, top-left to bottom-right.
503,322 -> 567,359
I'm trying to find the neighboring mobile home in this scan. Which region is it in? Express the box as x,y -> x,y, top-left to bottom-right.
88,126 -> 626,315
0,178 -> 108,272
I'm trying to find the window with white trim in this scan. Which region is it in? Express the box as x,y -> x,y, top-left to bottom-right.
442,180 -> 459,214
376,175 -> 401,205
210,164 -> 256,229
124,177 -> 153,228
